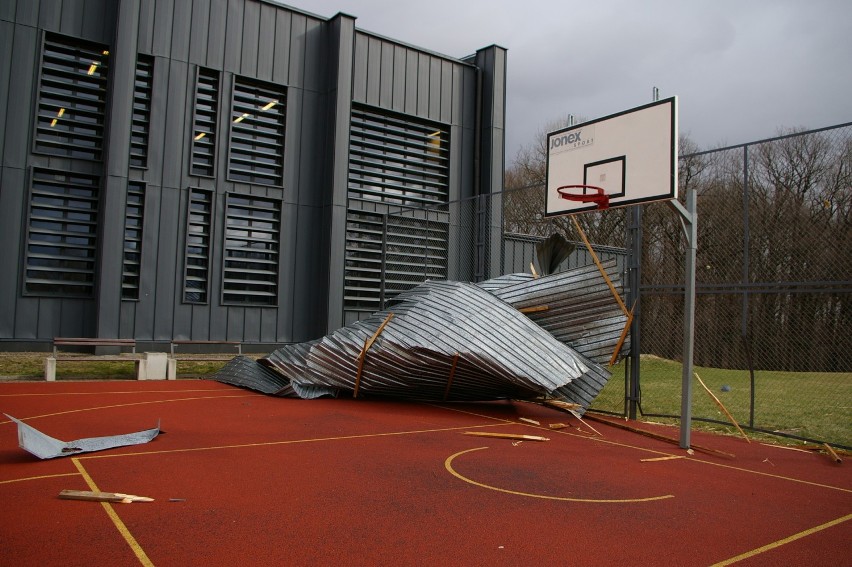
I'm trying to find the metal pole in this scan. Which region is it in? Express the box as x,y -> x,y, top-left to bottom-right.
678,187 -> 698,448
742,145 -> 756,428
628,205 -> 641,420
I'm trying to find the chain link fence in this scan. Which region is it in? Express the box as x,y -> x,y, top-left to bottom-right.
346,122 -> 851,448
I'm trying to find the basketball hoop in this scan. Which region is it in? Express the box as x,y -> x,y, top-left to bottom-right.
556,185 -> 610,210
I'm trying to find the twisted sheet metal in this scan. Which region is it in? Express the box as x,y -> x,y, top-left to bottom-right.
214,279 -> 610,409
214,264 -> 629,411
5,414 -> 160,459
482,259 -> 630,366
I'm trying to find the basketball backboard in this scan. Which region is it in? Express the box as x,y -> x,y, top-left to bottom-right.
545,97 -> 678,216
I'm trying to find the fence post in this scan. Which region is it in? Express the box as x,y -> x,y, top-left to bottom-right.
628,205 -> 642,419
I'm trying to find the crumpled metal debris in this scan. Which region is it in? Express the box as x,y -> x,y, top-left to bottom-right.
4,414 -> 160,459
213,261 -> 629,412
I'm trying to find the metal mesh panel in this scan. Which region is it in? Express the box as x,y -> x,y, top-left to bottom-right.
640,124 -> 852,447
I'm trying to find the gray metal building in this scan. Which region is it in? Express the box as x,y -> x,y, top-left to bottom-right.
0,0 -> 507,349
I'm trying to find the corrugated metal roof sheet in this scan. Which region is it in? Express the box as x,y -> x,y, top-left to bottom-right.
214,262 -> 629,411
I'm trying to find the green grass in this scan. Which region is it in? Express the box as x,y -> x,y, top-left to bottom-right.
593,355 -> 852,448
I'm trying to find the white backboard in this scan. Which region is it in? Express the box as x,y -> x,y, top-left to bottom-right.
545,97 -> 678,216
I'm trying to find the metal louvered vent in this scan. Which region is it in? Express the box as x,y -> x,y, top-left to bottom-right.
191,68 -> 219,176
121,182 -> 145,300
130,55 -> 153,168
25,168 -> 100,297
228,78 -> 285,186
183,188 -> 212,303
348,107 -> 449,207
344,106 -> 451,314
222,194 -> 280,305
35,34 -> 109,161
345,210 -> 449,312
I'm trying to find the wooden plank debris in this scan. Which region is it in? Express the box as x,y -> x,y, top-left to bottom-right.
464,432 -> 549,442
442,353 -> 460,401
583,413 -> 736,459
640,455 -> 686,462
518,305 -> 549,314
608,301 -> 636,366
823,443 -> 843,463
543,400 -> 582,412
519,418 -> 541,425
540,400 -> 603,437
354,312 -> 394,398
571,216 -> 629,316
548,423 -> 568,430
59,489 -> 153,503
694,372 -> 751,443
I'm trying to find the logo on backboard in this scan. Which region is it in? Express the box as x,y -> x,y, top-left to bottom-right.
549,126 -> 595,155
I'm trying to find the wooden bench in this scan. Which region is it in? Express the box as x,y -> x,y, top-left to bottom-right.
46,338 -> 143,381
167,341 -> 244,379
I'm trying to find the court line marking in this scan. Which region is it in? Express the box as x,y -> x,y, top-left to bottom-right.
0,394 -> 257,424
445,446 -> 675,503
431,403 -> 852,494
709,512 -> 852,566
71,458 -> 153,567
77,423 -> 512,460
0,387 -> 236,397
0,472 -> 81,485
5,393 -> 846,564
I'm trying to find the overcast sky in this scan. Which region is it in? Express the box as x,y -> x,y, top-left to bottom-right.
296,0 -> 851,163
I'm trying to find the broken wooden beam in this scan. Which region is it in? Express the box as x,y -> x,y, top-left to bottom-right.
823,443 -> 842,463
354,312 -> 394,398
518,305 -> 549,314
583,413 -> 735,459
694,372 -> 750,443
443,353 -> 460,401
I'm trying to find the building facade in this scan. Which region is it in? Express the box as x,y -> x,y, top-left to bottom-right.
0,0 -> 507,349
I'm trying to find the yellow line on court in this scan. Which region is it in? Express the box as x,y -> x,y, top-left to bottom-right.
79,423 -> 512,460
430,403 -> 852,494
444,446 -> 675,503
0,387 -> 236,397
432,403 -> 678,457
0,472 -> 81,485
684,457 -> 852,494
709,513 -> 852,566
0,393 -> 257,424
71,458 -> 154,567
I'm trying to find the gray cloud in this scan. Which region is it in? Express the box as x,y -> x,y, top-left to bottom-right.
298,0 -> 851,160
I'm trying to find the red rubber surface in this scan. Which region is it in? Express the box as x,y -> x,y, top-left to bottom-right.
1,380 -> 850,566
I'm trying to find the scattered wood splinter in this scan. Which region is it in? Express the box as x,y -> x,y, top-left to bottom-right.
640,455 -> 685,463
548,423 -> 568,430
519,418 -> 541,426
464,432 -> 549,442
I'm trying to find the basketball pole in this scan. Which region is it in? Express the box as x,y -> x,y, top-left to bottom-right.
668,186 -> 697,449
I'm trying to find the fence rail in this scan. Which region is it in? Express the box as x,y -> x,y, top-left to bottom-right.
351,122 -> 851,448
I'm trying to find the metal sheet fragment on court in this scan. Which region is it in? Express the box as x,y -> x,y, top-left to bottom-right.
214,263 -> 628,411
4,414 -> 160,459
